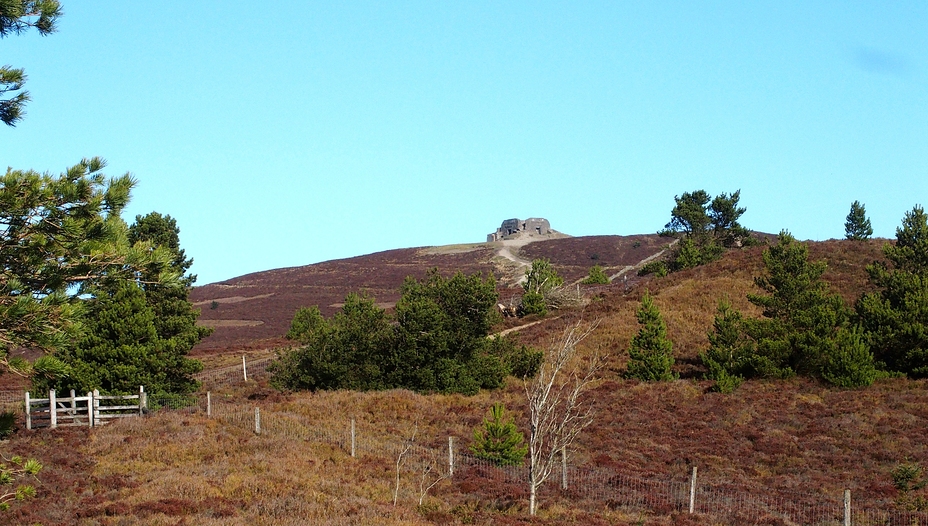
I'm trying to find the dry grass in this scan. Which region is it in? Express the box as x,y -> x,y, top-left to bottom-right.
8,238 -> 928,525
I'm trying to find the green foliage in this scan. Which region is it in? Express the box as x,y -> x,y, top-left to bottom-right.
34,212 -> 207,395
128,212 -> 211,368
470,403 -> 527,466
891,460 -> 928,511
658,189 -> 753,273
581,265 -> 610,285
521,259 -> 564,316
0,454 -> 42,512
0,0 -> 62,126
744,232 -> 875,387
845,200 -> 873,241
626,292 -> 676,381
485,334 -> 543,379
700,298 -> 749,393
519,291 -> 547,316
36,281 -> 202,395
1,159 -> 180,377
820,326 -> 878,388
285,306 -> 326,344
270,293 -> 391,391
271,270 -> 535,395
391,270 -> 504,393
638,260 -> 668,277
0,411 -> 13,439
858,205 -> 928,377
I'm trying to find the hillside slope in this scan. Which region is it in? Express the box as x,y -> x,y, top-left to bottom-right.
189,234 -> 666,354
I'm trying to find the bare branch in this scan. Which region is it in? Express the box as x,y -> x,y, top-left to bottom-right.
525,318 -> 604,515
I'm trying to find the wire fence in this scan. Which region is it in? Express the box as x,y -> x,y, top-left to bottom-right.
165,396 -> 927,525
7,355 -> 928,524
0,354 -> 274,414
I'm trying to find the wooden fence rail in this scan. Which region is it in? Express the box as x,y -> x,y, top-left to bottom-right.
25,386 -> 147,430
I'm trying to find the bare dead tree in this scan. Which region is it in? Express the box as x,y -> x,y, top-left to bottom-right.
417,453 -> 451,506
525,319 -> 603,515
393,423 -> 418,506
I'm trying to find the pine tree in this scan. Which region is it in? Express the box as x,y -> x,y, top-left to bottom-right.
470,403 -> 527,466
1,1 -> 62,126
581,265 -> 609,285
747,231 -> 875,387
521,259 -> 564,316
845,201 -> 873,241
626,292 -> 676,381
653,189 -> 753,274
700,297 -> 750,392
1,159 -> 178,378
128,213 -> 212,361
858,205 -> 928,376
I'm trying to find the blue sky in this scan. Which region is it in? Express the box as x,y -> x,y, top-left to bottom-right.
4,1 -> 926,285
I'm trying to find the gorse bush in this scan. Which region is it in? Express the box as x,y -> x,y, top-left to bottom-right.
271,269 -> 541,395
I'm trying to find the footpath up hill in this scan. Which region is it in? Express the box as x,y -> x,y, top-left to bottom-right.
189,234 -> 665,354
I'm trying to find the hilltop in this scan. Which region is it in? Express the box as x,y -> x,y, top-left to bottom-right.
9,233 -> 928,525
188,233 -> 667,355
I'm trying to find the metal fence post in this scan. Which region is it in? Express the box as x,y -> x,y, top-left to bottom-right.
243,355 -> 248,382
24,391 -> 31,430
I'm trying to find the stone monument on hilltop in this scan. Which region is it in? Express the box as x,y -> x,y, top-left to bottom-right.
487,218 -> 552,242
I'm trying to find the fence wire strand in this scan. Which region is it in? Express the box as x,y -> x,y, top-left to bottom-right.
8,356 -> 928,524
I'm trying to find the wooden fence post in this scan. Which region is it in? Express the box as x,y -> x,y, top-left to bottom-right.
350,418 -> 356,458
561,448 -> 568,490
49,389 -> 57,429
689,466 -> 698,513
139,386 -> 146,415
448,436 -> 454,477
206,391 -> 211,418
93,389 -> 100,427
254,407 -> 260,435
24,391 -> 31,430
70,389 -> 76,419
844,489 -> 851,526
243,355 -> 248,382
87,392 -> 94,427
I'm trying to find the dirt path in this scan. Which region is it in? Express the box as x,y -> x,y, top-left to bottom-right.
606,238 -> 678,281
495,317 -> 559,337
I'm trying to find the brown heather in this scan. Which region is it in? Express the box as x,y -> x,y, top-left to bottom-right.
4,236 -> 926,525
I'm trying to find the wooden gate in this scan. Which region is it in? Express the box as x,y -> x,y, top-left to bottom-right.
25,387 -> 147,429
